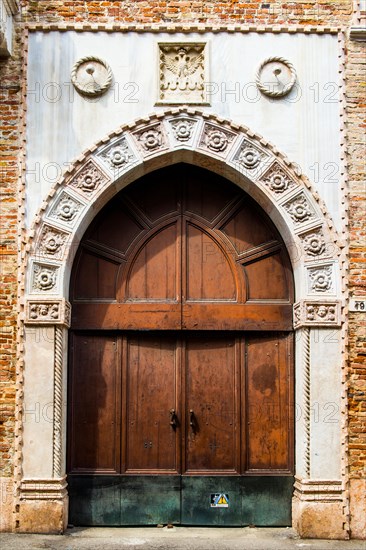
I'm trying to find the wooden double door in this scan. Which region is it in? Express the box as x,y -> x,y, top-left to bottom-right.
68,164 -> 294,526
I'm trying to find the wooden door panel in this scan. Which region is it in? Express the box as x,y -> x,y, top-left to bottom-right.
221,202 -> 277,254
124,170 -> 180,224
185,223 -> 237,302
185,170 -> 240,224
244,333 -> 293,473
126,223 -> 179,302
73,250 -> 120,300
184,335 -> 239,474
244,252 -> 290,301
125,334 -> 180,473
71,303 -> 181,330
68,333 -> 121,473
182,303 -> 293,331
88,203 -> 146,256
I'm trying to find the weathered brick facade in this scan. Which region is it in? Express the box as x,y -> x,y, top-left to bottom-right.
0,0 -> 365,539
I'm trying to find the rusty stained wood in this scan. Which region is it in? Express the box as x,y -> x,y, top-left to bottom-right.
67,165 -> 295,525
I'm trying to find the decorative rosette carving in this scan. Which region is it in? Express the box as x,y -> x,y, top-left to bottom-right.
49,193 -> 83,225
98,137 -> 136,170
69,160 -> 109,195
309,265 -> 333,293
32,264 -> 58,292
233,139 -> 268,173
140,129 -> 162,150
239,148 -> 261,169
133,124 -> 167,154
37,225 -> 68,259
200,124 -> 236,155
301,231 -> 326,257
205,129 -> 228,151
261,162 -> 296,194
170,119 -> 194,142
284,193 -> 315,224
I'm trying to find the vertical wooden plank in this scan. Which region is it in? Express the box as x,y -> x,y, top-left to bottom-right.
185,222 -> 237,302
68,333 -> 121,473
244,251 -> 290,300
127,223 -> 179,301
245,333 -> 294,473
184,334 -> 239,474
125,333 -> 179,473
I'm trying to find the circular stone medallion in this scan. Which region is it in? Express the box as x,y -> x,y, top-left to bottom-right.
256,57 -> 296,98
71,56 -> 113,97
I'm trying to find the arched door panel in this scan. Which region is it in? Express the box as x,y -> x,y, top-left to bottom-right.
68,164 -> 294,527
126,223 -> 180,302
184,222 -> 238,302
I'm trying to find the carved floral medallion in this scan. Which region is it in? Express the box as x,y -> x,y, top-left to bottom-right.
300,230 -> 326,257
37,225 -> 69,259
69,160 -> 109,195
284,193 -> 316,225
199,123 -> 236,155
49,192 -> 84,226
261,161 -> 297,194
32,264 -> 58,292
98,136 -> 136,171
133,124 -> 167,155
170,119 -> 196,142
308,265 -> 334,293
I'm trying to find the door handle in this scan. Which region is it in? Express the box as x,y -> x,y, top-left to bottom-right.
169,408 -> 177,428
189,409 -> 195,429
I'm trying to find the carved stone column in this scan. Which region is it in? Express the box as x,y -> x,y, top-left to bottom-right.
18,300 -> 70,533
292,301 -> 346,539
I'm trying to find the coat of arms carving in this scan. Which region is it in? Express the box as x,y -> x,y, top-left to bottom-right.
157,43 -> 209,104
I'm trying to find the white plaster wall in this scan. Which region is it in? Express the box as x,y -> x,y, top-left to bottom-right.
26,31 -> 341,230
23,327 -> 55,478
309,328 -> 342,479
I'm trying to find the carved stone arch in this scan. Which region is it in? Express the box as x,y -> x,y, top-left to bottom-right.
20,108 -> 345,535
26,108 -> 342,310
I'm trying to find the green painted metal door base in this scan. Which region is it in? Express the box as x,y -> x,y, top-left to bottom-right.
68,475 -> 294,527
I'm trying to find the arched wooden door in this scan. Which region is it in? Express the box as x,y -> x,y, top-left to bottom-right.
67,164 -> 294,526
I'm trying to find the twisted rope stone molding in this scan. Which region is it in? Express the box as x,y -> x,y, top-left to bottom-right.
24,108 -> 343,310
255,56 -> 297,98
303,327 -> 311,478
71,56 -> 113,97
52,326 -> 64,478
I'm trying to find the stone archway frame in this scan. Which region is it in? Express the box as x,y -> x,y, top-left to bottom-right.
20,108 -> 346,536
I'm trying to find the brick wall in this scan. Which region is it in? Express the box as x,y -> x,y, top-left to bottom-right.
0,0 -> 365,530
347,34 -> 366,480
0,26 -> 22,478
18,1 -> 353,26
